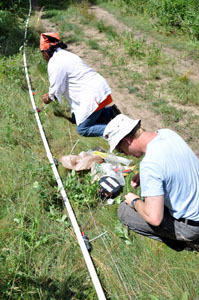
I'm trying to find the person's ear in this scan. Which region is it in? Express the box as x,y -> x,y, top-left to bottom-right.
123,137 -> 132,145
42,51 -> 49,61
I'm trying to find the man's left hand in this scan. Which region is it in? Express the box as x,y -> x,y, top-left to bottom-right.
124,193 -> 140,206
42,93 -> 52,104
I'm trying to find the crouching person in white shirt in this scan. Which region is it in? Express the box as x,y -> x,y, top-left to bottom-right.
40,32 -> 120,137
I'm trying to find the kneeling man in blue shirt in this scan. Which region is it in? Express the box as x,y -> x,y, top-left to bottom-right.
104,114 -> 199,251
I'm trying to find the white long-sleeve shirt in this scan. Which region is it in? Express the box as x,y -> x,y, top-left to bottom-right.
48,48 -> 112,125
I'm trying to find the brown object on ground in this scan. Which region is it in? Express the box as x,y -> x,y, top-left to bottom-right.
59,152 -> 103,171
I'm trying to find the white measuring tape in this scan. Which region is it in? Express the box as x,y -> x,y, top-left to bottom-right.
23,1 -> 106,299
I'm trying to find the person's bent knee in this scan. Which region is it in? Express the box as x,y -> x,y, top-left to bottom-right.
118,202 -> 139,228
77,124 -> 105,137
77,126 -> 89,137
118,202 -> 129,223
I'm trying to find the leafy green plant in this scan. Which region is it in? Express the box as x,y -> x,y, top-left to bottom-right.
124,32 -> 146,58
114,220 -> 132,245
168,76 -> 199,105
48,205 -> 70,227
0,0 -> 28,12
0,10 -> 27,56
96,20 -> 118,39
65,170 -> 99,207
146,43 -> 162,66
87,39 -> 100,50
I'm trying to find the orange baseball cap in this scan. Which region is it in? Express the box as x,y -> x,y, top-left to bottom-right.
40,32 -> 60,51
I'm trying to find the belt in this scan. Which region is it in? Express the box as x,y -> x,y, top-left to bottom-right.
178,218 -> 199,226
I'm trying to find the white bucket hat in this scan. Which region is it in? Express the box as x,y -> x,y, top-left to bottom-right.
103,114 -> 141,152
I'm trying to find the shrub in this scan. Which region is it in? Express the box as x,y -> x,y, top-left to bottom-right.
0,0 -> 28,12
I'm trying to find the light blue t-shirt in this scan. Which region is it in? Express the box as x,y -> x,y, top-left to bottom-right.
140,129 -> 199,220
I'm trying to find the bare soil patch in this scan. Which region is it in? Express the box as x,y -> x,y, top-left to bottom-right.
91,5 -> 199,83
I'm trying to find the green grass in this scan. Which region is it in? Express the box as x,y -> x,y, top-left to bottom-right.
87,39 -> 101,50
98,0 -> 199,55
168,76 -> 199,105
82,3 -> 199,143
1,1 -> 199,299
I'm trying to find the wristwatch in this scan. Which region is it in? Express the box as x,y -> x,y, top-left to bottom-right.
130,197 -> 140,211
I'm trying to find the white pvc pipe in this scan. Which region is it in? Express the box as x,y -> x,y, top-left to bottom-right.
23,1 -> 106,299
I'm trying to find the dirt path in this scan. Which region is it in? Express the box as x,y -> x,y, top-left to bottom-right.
91,5 -> 199,83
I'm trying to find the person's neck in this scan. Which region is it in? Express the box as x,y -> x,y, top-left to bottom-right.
139,131 -> 158,153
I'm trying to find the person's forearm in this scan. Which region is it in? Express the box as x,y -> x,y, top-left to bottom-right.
134,199 -> 163,226
125,193 -> 148,220
125,192 -> 163,226
134,200 -> 153,223
125,193 -> 152,223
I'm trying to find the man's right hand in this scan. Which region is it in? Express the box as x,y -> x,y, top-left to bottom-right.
131,173 -> 140,188
42,93 -> 52,104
